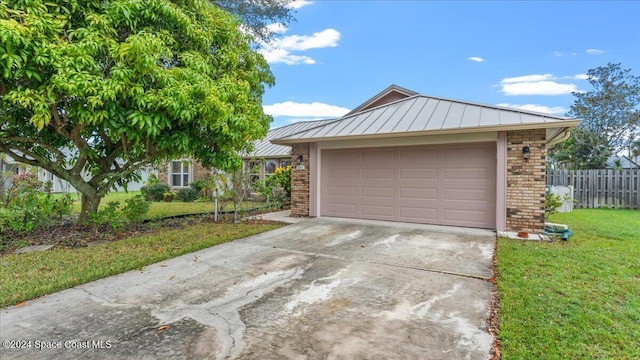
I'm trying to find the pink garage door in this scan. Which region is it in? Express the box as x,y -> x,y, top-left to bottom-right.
321,143 -> 497,228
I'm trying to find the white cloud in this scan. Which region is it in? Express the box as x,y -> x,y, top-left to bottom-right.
553,51 -> 563,57
272,29 -> 340,51
467,56 -> 484,63
500,74 -> 580,96
266,23 -> 287,34
257,27 -> 341,65
259,49 -> 315,65
496,103 -> 567,115
263,101 -> 349,118
501,74 -> 554,84
586,48 -> 605,55
287,0 -> 313,9
574,74 -> 589,80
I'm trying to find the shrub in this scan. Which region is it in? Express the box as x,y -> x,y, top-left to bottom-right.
141,183 -> 170,201
268,166 -> 292,198
89,195 -> 150,230
545,192 -> 569,218
121,195 -> 150,224
176,187 -> 199,202
0,174 -> 74,234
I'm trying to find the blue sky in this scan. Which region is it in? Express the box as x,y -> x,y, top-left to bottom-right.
258,1 -> 640,128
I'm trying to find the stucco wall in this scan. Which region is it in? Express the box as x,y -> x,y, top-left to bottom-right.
506,129 -> 547,233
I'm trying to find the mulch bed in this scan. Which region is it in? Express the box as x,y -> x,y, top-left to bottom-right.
1,214 -> 279,255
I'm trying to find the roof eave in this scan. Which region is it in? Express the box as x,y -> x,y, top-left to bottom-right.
271,120 -> 582,145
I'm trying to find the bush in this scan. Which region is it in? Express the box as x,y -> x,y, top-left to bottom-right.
141,183 -> 170,201
176,187 -> 199,202
121,195 -> 150,223
89,195 -> 150,230
0,173 -> 74,234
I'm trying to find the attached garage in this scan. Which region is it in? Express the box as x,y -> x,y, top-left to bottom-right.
273,85 -> 580,233
321,143 -> 496,228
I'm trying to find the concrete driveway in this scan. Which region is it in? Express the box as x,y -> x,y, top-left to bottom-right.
1,217 -> 495,360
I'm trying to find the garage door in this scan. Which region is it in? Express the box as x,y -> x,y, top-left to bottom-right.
321,143 -> 496,228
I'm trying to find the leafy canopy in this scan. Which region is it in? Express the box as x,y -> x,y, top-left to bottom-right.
0,0 -> 274,219
551,63 -> 640,169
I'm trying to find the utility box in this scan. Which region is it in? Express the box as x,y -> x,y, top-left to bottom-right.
550,185 -> 574,213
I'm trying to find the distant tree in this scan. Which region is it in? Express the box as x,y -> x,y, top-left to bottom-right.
548,128 -> 610,169
0,0 -> 273,223
213,0 -> 296,42
568,63 -> 640,153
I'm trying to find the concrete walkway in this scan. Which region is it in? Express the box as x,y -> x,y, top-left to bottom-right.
1,217 -> 495,360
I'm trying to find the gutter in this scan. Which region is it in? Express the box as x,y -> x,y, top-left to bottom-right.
546,127 -> 573,147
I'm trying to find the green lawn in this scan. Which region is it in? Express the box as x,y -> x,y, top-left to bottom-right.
64,191 -> 273,219
497,209 -> 640,359
0,221 -> 282,307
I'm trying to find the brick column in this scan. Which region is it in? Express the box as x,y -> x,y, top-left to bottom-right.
291,143 -> 310,217
506,129 -> 546,233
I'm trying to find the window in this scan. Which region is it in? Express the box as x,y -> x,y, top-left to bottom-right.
247,160 -> 261,185
264,159 -> 277,176
280,159 -> 291,168
171,160 -> 191,187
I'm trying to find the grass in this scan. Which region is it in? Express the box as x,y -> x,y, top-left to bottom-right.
63,191 -> 273,219
0,221 -> 282,308
497,209 -> 640,359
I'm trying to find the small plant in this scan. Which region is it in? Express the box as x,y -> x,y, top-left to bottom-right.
146,173 -> 159,185
163,191 -> 176,202
89,201 -> 124,231
141,183 -> 170,201
121,195 -> 150,224
176,187 -> 199,202
545,192 -> 569,218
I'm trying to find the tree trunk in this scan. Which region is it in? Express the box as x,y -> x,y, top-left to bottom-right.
78,193 -> 102,224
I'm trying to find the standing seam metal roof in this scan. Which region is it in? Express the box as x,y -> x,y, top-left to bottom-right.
273,94 -> 577,143
244,119 -> 338,158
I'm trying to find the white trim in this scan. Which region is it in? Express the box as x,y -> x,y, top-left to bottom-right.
496,132 -> 507,231
317,132 -> 497,150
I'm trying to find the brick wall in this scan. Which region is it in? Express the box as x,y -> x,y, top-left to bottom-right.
158,160 -> 211,187
291,143 -> 310,217
506,129 -> 546,233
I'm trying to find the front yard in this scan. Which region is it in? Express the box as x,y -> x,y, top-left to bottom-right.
497,209 -> 639,359
0,220 -> 282,308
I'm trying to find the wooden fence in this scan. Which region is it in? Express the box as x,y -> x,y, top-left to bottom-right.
547,169 -> 639,209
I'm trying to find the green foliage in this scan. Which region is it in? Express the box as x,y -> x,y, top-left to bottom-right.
89,195 -> 149,230
0,173 -> 74,233
175,187 -> 199,202
146,173 -> 159,186
214,0 -> 296,42
554,63 -> 640,169
0,0 -> 274,222
121,195 -> 151,223
163,191 -> 176,202
141,183 -> 170,201
545,192 -> 566,218
268,165 -> 291,198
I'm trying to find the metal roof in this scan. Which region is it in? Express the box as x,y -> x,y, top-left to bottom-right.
344,84 -> 417,116
244,119 -> 337,158
272,94 -> 580,144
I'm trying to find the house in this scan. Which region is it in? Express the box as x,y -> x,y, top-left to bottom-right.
605,155 -> 640,169
1,153 -> 153,194
271,85 -> 580,233
158,120 -> 334,189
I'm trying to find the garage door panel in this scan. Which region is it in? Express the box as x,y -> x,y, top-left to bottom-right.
399,207 -> 438,221
444,188 -> 490,201
361,204 -> 395,217
327,186 -> 357,196
361,168 -> 394,179
321,143 -> 496,228
361,187 -> 394,198
398,168 -> 437,180
444,168 -> 492,180
399,188 -> 437,200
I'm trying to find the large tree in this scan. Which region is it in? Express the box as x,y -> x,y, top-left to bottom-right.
565,63 -> 640,167
213,0 -> 296,42
0,0 -> 274,222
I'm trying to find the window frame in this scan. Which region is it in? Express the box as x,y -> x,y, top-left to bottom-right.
170,160 -> 191,188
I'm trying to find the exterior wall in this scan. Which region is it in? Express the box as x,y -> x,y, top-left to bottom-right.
506,129 -> 547,233
291,143 -> 310,217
